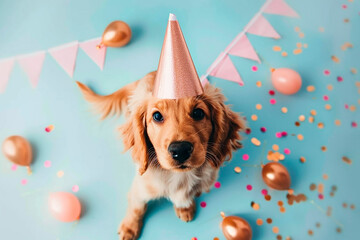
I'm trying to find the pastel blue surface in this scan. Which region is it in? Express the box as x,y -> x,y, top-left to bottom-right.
0,0 -> 359,239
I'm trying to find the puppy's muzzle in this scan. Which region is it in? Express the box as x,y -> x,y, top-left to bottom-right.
168,141 -> 194,164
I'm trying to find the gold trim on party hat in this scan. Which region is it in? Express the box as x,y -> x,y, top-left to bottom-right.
153,13 -> 204,99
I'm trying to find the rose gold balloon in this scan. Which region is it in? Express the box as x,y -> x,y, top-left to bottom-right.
49,192 -> 81,222
2,136 -> 32,173
271,68 -> 302,95
100,21 -> 131,48
262,162 -> 291,190
221,215 -> 252,240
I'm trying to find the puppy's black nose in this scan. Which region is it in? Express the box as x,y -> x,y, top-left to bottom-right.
168,141 -> 193,163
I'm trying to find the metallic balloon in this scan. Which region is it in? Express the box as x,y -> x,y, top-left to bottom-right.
100,21 -> 132,48
2,136 -> 32,174
221,215 -> 252,240
262,162 -> 291,190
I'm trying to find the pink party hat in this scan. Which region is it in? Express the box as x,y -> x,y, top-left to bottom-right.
153,13 -> 203,99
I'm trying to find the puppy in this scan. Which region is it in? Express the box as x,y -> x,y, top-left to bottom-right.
76,71 -> 245,240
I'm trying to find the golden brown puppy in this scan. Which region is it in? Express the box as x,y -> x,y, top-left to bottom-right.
76,71 -> 246,240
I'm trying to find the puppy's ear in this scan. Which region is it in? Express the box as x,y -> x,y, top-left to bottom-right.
203,85 -> 246,168
119,104 -> 150,175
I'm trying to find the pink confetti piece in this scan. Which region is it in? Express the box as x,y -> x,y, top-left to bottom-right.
214,182 -> 221,188
260,127 -> 267,132
72,185 -> 79,193
284,148 -> 291,154
351,122 -> 357,128
11,164 -> 17,171
276,132 -> 282,138
45,125 -> 54,132
246,184 -> 253,191
261,189 -> 268,195
269,90 -> 275,96
337,76 -> 343,82
200,201 -> 207,208
21,179 -> 28,185
323,95 -> 329,101
342,4 -> 347,9
318,194 -> 324,200
270,98 -> 276,104
324,70 -> 330,75
252,66 -> 258,72
245,128 -> 251,135
281,131 -> 288,137
345,104 -> 349,109
242,154 -> 249,161
44,160 -> 51,168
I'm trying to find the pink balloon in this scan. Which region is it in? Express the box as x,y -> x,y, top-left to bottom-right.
49,192 -> 81,222
271,68 -> 302,95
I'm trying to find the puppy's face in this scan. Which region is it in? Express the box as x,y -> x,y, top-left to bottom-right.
145,97 -> 212,171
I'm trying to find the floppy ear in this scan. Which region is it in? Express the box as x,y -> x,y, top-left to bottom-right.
119,104 -> 151,175
203,85 -> 246,168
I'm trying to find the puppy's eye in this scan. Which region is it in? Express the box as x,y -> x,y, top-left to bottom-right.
191,108 -> 205,121
153,111 -> 164,122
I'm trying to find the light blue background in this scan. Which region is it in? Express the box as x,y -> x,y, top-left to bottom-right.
0,0 -> 359,239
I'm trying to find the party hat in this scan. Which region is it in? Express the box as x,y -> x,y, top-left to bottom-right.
153,13 -> 203,99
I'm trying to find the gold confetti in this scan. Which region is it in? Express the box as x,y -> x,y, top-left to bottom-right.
296,42 -> 302,48
310,110 -> 317,116
351,68 -> 357,74
308,230 -> 313,236
317,122 -> 324,129
297,134 -> 304,141
299,115 -> 305,121
336,227 -> 342,233
349,105 -> 356,111
335,120 -> 341,126
303,43 -> 308,48
57,170 -> 64,178
318,183 -> 324,193
256,219 -> 263,226
342,156 -> 352,164
234,166 -> 242,173
319,27 -> 324,32
331,55 -> 340,63
310,183 -> 316,191
356,81 -> 360,87
251,202 -> 260,210
256,104 -> 262,110
299,32 -> 305,38
341,42 -> 353,51
251,114 -> 258,121
309,116 -> 314,123
323,174 -> 328,180
281,51 -> 288,57
294,26 -> 300,32
327,84 -> 333,91
281,107 -> 288,113
307,85 -> 315,92
273,46 -> 282,52
295,121 -> 300,126
325,104 -> 332,110
293,49 -> 302,55
272,144 -> 279,151
273,226 -> 279,234
344,18 -> 349,23
267,218 -> 273,224
265,195 -> 271,201
251,137 -> 261,146
280,207 -> 286,213
321,146 -> 327,152
256,81 -> 262,87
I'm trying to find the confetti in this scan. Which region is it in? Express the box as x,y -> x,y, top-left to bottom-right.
242,154 -> 249,161
11,164 -> 17,171
57,170 -> 64,178
307,85 -> 315,92
276,132 -> 282,138
260,127 -> 267,132
324,70 -> 330,75
252,66 -> 258,72
251,137 -> 261,146
45,125 -> 54,132
299,115 -> 305,121
341,42 -> 353,51
256,219 -> 263,226
296,42 -> 302,48
293,49 -> 302,55
327,84 -> 333,90
331,55 -> 340,63
269,90 -> 275,95
309,116 -> 314,123
270,99 -> 276,104
265,195 -> 271,201
44,160 -> 51,168
337,76 -> 343,82
251,114 -> 258,121
297,134 -> 304,141
351,122 -> 357,127
234,166 -> 242,173
317,122 -> 324,129
72,185 -> 79,193
245,128 -> 251,134
310,110 -> 317,116
294,26 -> 300,32
273,226 -> 279,234
284,148 -> 291,155
246,184 -> 253,191
323,95 -> 329,101
200,201 -> 207,208
325,104 -> 332,110
21,179 -> 28,185
256,81 -> 262,87
281,51 -> 288,57
251,202 -> 260,210
273,46 -> 282,51
335,120 -> 341,126
321,146 -> 327,152
351,68 -> 357,74
214,182 -> 221,188
256,104 -> 262,110
281,107 -> 288,113
261,189 -> 268,195
299,32 -> 305,38
267,218 -> 273,224
319,27 -> 325,32
303,43 -> 308,48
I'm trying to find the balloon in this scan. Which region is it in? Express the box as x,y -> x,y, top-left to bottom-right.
262,162 -> 291,190
221,214 -> 252,240
99,21 -> 132,48
2,135 -> 32,174
271,68 -> 302,95
49,192 -> 81,222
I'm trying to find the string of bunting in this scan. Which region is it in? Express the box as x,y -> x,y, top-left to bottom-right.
200,0 -> 299,86
0,0 -> 298,93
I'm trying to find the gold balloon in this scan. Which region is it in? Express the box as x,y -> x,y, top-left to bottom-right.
100,21 -> 131,48
262,162 -> 291,190
221,214 -> 252,240
2,136 -> 33,174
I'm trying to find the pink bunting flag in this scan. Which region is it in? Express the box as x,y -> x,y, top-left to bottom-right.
79,38 -> 106,70
0,58 -> 15,93
48,41 -> 79,77
17,51 -> 46,88
200,75 -> 209,86
209,53 -> 243,86
264,0 -> 299,18
246,15 -> 280,39
226,34 -> 260,63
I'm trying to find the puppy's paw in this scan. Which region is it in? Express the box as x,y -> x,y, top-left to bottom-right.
118,220 -> 142,240
174,201 -> 196,222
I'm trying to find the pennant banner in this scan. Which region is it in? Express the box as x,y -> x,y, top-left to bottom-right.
209,53 -> 244,86
200,76 -> 209,86
264,0 -> 299,18
17,51 -> 46,88
48,41 -> 79,77
80,38 -> 106,70
246,14 -> 281,39
226,34 -> 260,63
0,58 -> 15,93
